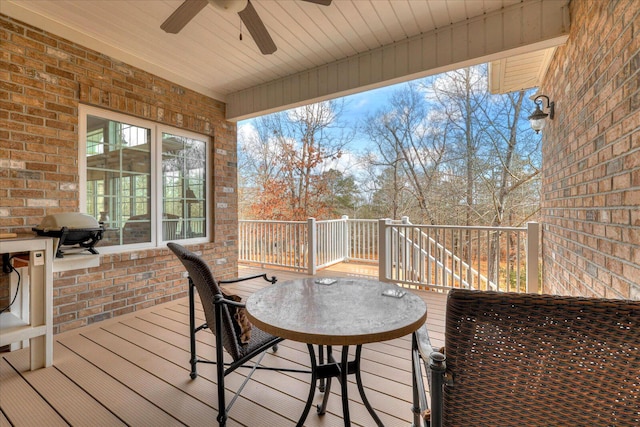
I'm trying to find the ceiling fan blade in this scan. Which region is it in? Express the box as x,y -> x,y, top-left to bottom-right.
238,0 -> 277,55
161,0 -> 208,34
302,0 -> 332,5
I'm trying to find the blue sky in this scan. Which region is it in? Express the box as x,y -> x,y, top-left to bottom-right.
337,84 -> 403,124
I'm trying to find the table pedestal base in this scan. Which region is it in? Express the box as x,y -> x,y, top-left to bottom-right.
297,344 -> 384,427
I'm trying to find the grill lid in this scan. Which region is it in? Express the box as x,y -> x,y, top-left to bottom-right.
36,213 -> 101,231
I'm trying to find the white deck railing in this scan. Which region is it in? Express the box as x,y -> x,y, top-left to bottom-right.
379,218 -> 539,293
238,220 -> 309,271
239,217 -> 539,292
239,217 -> 381,274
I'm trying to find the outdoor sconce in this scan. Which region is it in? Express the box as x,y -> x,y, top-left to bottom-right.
528,95 -> 555,134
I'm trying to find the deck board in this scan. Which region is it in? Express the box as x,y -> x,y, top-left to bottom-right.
54,338 -> 190,426
3,346 -> 124,426
0,356 -> 68,426
0,411 -> 11,426
0,263 -> 447,426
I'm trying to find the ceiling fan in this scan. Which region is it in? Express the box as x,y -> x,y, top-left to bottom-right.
161,0 -> 332,55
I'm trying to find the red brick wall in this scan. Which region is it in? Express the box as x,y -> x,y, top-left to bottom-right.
1,14 -> 240,333
540,0 -> 639,299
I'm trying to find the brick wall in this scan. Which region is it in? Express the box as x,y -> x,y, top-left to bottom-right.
540,0 -> 639,299
1,14 -> 240,333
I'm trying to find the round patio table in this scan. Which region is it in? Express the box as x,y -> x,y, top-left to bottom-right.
245,277 -> 427,426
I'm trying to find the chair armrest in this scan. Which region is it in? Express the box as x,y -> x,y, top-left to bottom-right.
412,325 -> 434,427
414,324 -> 439,397
412,324 -> 447,427
213,293 -> 246,308
219,273 -> 277,285
414,324 -> 434,360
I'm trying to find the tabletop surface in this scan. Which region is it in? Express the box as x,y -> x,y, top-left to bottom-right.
245,277 -> 427,346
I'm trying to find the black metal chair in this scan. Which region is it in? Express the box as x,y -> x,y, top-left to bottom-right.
168,243 -> 307,426
412,289 -> 640,427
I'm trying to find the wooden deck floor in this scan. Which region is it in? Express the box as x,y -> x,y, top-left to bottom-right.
0,263 -> 446,427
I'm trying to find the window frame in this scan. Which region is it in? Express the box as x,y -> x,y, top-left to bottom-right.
79,104 -> 211,253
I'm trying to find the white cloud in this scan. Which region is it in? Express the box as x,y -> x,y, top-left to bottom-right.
237,121 -> 257,143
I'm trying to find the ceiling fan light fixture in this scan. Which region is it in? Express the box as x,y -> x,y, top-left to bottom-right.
210,0 -> 248,13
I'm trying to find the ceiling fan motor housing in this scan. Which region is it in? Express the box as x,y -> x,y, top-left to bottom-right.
210,0 -> 248,13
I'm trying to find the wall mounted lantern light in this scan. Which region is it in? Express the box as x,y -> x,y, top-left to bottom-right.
528,95 -> 555,134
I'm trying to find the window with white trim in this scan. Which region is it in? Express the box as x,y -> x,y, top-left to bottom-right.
79,105 -> 209,250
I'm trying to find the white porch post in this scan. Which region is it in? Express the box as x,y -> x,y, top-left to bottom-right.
308,217 -> 317,276
526,221 -> 540,294
400,216 -> 410,281
378,219 -> 390,283
342,215 -> 349,262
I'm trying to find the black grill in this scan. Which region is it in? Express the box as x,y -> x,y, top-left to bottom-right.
33,213 -> 104,258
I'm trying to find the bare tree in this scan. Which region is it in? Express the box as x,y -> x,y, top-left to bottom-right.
239,100 -> 353,220
363,82 -> 446,222
238,116 -> 286,218
479,90 -> 541,227
425,67 -> 491,225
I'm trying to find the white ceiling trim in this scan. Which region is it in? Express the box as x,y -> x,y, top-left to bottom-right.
226,0 -> 570,121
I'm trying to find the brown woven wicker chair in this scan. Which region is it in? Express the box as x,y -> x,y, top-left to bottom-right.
168,243 -> 307,426
412,289 -> 640,427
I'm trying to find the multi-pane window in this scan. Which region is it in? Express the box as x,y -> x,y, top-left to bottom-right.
162,132 -> 206,240
80,106 -> 209,250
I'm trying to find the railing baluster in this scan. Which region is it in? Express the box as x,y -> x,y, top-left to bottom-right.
458,227 -> 463,288
486,230 -> 490,290
429,229 -> 432,283
443,230 -> 448,288
506,229 -> 511,292
516,231 -> 521,292
475,229 -> 480,289
435,229 -> 439,287
496,230 -> 501,290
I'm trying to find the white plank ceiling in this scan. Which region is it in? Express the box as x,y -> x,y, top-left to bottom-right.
1,0 -> 569,120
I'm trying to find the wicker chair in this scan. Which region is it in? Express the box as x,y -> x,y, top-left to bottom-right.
412,289 -> 640,427
168,243 -> 304,426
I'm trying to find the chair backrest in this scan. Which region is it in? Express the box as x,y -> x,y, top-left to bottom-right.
442,289 -> 640,426
167,243 -> 243,361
